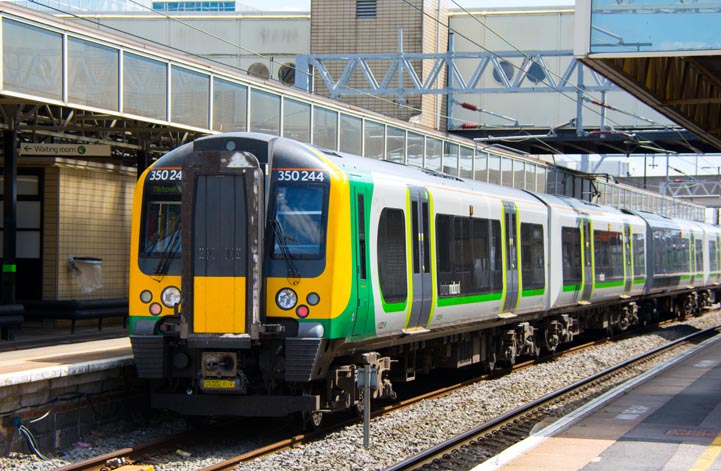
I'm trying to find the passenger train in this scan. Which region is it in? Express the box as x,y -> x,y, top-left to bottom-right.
129,132 -> 721,425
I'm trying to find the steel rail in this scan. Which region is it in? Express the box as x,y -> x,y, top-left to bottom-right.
54,321 -> 714,471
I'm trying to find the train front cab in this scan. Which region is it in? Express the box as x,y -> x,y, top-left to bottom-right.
129,134 -> 349,417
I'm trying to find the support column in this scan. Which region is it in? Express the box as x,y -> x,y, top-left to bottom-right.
2,128 -> 17,304
137,149 -> 150,180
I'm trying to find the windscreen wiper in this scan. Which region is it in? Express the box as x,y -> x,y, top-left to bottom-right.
272,218 -> 300,284
154,224 -> 181,278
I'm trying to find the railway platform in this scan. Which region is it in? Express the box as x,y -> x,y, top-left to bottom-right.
0,322 -> 135,454
475,333 -> 721,471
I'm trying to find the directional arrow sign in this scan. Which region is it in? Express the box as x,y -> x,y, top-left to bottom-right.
19,143 -> 111,157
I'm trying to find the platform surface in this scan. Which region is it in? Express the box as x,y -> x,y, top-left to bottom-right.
475,333 -> 721,471
0,336 -> 132,386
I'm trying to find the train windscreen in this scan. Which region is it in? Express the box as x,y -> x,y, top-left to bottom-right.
272,183 -> 327,259
139,167 -> 182,275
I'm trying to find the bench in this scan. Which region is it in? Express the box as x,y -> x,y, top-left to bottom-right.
0,304 -> 24,340
23,298 -> 128,334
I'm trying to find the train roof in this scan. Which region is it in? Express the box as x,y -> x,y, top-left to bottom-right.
315,144 -> 541,204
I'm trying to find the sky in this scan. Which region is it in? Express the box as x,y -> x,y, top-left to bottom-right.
238,0 -> 575,11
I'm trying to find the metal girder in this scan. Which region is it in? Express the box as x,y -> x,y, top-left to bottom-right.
663,180 -> 721,198
296,44 -> 618,99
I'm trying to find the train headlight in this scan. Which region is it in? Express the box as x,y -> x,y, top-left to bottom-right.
276,288 -> 297,310
140,290 -> 153,303
161,286 -> 181,308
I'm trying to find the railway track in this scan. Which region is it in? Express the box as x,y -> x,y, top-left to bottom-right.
382,324 -> 721,471
53,322 -> 718,471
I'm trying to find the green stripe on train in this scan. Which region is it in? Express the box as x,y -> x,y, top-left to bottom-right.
437,291 -> 503,307
521,288 -> 545,297
594,280 -> 624,289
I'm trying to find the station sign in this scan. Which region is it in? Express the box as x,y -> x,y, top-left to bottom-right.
19,143 -> 112,157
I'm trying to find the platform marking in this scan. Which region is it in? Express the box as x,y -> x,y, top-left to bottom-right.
693,360 -> 715,368
689,431 -> 721,471
615,405 -> 648,420
470,334 -> 721,471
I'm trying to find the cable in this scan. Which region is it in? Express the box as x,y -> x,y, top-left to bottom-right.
12,416 -> 49,461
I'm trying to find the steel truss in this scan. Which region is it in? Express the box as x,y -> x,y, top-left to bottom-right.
296,37 -> 617,98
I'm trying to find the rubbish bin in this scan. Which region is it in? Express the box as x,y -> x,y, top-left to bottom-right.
70,256 -> 103,294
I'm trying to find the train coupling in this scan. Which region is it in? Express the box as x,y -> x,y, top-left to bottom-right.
199,352 -> 248,393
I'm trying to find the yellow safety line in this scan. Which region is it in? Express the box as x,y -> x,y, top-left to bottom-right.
689,431 -> 721,471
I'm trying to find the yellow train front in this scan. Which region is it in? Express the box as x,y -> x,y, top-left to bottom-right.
129,133 -> 364,420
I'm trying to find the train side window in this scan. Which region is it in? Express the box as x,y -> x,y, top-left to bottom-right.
561,227 -> 581,284
710,240 -> 718,273
521,223 -> 544,290
679,236 -> 690,272
594,230 -> 623,282
633,233 -> 645,277
490,220 -> 502,291
436,215 -> 452,274
695,239 -> 703,272
454,217 -> 470,275
653,230 -> 666,275
378,208 -> 407,303
435,214 -> 496,296
471,218 -> 491,293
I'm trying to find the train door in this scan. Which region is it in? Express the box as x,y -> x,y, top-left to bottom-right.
351,185 -> 371,337
581,216 -> 593,301
406,186 -> 432,331
623,224 -> 633,294
502,202 -> 520,315
182,156 -> 264,337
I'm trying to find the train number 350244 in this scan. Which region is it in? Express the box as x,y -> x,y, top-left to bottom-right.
276,170 -> 326,182
148,168 -> 182,181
